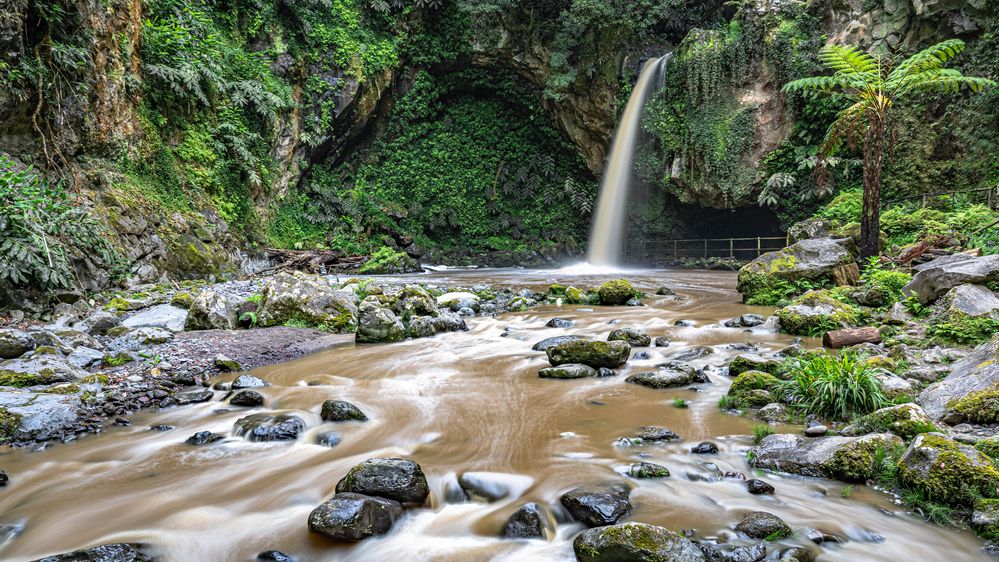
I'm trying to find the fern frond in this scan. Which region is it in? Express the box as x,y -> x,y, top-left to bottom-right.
783,74 -> 857,94
819,44 -> 878,75
889,39 -> 966,82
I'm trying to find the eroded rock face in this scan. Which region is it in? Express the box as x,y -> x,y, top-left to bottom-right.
257,272 -> 358,332
573,522 -> 706,562
737,238 -> 856,303
335,458 -> 429,504
750,433 -> 903,482
918,334 -> 999,420
308,492 -> 403,542
903,254 -> 999,304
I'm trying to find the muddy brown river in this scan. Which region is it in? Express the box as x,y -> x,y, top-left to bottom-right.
0,269 -> 988,561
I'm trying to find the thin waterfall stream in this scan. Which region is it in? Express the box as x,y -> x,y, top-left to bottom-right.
587,55 -> 670,267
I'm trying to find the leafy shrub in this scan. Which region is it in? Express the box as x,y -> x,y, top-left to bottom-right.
859,258 -> 912,307
0,157 -> 124,292
778,350 -> 888,421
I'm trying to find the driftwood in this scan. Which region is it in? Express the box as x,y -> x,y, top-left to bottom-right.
823,327 -> 882,349
259,249 -> 368,275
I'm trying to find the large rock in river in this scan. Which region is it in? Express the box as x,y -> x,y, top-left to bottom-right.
308,492 -> 403,541
257,271 -> 358,332
335,458 -> 430,504
356,298 -> 406,343
625,362 -> 699,389
232,413 -> 305,442
573,522 -> 705,562
560,482 -> 632,527
737,238 -> 855,303
547,339 -> 630,369
903,253 -> 999,304
750,433 -> 902,482
918,334 -> 999,421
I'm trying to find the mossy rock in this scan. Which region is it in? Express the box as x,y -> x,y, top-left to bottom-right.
977,436 -> 999,461
565,286 -> 588,305
728,370 -> 780,402
170,292 -> 194,309
848,403 -> 939,440
728,355 -> 781,376
898,433 -> 999,505
827,434 -> 904,482
546,339 -> 630,369
597,279 -> 638,306
973,499 -> 999,539
547,284 -> 567,296
359,247 -> 418,274
947,381 -> 999,424
736,238 -> 855,305
0,407 -> 22,441
775,289 -> 860,336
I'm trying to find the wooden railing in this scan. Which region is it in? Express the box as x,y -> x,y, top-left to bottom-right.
883,185 -> 999,209
631,236 -> 788,261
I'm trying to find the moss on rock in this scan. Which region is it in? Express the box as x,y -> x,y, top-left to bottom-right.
597,279 -> 638,306
0,407 -> 22,441
728,355 -> 781,376
898,433 -> 999,505
728,370 -> 781,402
948,382 -> 999,424
775,289 -> 860,336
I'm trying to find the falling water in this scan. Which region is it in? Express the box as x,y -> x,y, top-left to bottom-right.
587,55 -> 670,267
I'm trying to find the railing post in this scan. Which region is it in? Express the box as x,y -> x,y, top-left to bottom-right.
729,238 -> 733,258
703,239 -> 708,258
757,237 -> 761,257
673,240 -> 678,259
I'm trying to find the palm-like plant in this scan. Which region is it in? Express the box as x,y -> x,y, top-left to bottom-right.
783,40 -> 995,259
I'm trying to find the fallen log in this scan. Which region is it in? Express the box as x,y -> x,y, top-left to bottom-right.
823,327 -> 882,349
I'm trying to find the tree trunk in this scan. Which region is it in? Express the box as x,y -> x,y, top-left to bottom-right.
823,327 -> 882,349
860,111 -> 887,261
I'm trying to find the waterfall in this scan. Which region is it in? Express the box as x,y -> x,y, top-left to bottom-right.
587,54 -> 670,267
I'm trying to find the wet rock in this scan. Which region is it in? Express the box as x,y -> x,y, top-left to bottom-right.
739,314 -> 765,327
531,335 -> 586,352
185,289 -> 241,331
897,433 -> 999,504
608,327 -> 651,347
33,543 -> 153,561
185,431 -> 225,445
0,469 -> 7,486
230,390 -> 264,407
308,492 -> 403,541
168,389 -> 214,406
632,351 -> 651,360
635,426 -> 682,442
356,298 -> 406,343
150,425 -> 174,431
802,528 -> 843,544
596,368 -> 616,378
121,304 -> 188,333
919,334 -> 999,420
546,339 -> 630,369
803,425 -> 827,437
750,433 -> 903,482
437,292 -> 480,312
335,458 -> 430,504
654,337 -> 671,347
778,547 -> 814,562
628,462 -> 670,478
458,471 -> 533,502
656,286 -> 675,296
316,431 -> 342,447
215,354 -> 242,372
0,329 -> 34,359
691,442 -> 719,455
230,374 -> 267,389
842,403 -> 935,439
321,400 -> 368,422
626,362 -> 698,389
746,479 -> 775,495
670,346 -> 713,361
546,318 -> 574,328
539,364 -> 598,379
735,511 -> 791,539
257,271 -> 358,332
698,542 -> 767,562
501,502 -> 547,539
233,413 -> 306,442
0,354 -> 87,386
560,482 -> 632,527
754,403 -> 787,424
257,551 -> 294,562
737,238 -> 856,303
674,319 -> 694,327
903,253 -> 999,303
0,391 -> 80,442
573,522 -> 705,561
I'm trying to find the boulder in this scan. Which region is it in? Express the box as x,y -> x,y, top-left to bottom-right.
573,522 -> 705,562
122,304 -> 188,333
972,499 -> 999,537
746,479 -> 775,495
608,328 -> 651,347
560,482 -> 632,527
436,292 -> 480,312
698,542 -> 767,562
547,318 -> 574,328
786,218 -> 832,244
897,433 -> 999,505
737,238 -> 855,303
257,271 -> 358,332
691,442 -> 719,455
185,290 -> 241,331
0,354 -> 87,386
216,355 -> 243,372
232,414 -> 305,442
308,492 -> 403,541
321,400 -> 368,422
335,458 -> 429,504
0,391 -> 81,442
546,339 -> 630,368
501,503 -> 547,539
843,403 -> 935,439
539,364 -> 598,379
458,471 -> 533,502
73,310 -> 120,335
626,362 -> 699,389
230,390 -> 264,407
597,279 -> 638,306
627,462 -> 671,478
927,283 -> 999,337
775,290 -> 860,336
903,253 -> 999,304
356,298 -> 406,343
229,374 -> 266,389
735,511 -> 791,540
167,389 -> 214,406
728,355 -> 780,376
33,544 -> 153,562
919,334 -> 999,420
532,335 -> 587,351
754,403 -> 787,424
185,431 -> 225,445
0,329 -> 34,359
750,433 -> 903,482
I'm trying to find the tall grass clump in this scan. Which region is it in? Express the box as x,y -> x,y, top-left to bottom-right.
779,350 -> 888,421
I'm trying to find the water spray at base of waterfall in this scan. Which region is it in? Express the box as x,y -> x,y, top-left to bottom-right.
587,54 -> 671,268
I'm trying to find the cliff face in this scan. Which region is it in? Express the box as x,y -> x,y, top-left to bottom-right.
0,0 -> 995,304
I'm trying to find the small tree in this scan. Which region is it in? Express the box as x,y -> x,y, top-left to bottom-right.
783,40 -> 995,260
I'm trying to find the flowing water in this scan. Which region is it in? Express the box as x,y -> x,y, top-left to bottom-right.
588,56 -> 669,267
0,269 -> 988,561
